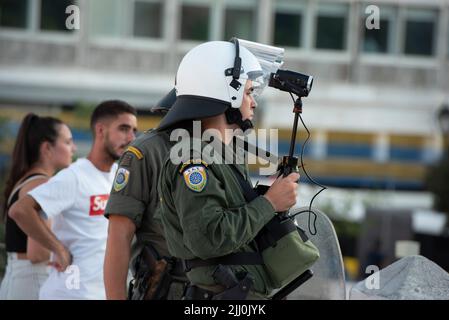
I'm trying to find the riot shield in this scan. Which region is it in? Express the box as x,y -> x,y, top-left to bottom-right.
287,206 -> 346,300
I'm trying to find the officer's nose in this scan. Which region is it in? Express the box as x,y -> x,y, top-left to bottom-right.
251,96 -> 257,109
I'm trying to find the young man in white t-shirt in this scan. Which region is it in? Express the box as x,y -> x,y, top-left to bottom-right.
9,100 -> 138,299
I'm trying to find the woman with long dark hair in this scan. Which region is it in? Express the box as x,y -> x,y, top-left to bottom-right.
0,113 -> 76,299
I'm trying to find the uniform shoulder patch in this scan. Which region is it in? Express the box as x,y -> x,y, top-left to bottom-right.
113,167 -> 130,192
182,165 -> 208,193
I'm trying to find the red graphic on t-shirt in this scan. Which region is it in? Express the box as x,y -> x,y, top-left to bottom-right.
89,194 -> 109,216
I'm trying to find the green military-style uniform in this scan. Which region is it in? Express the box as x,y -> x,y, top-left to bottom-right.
158,137 -> 277,296
104,129 -> 173,259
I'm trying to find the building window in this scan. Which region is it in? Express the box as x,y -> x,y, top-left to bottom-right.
362,6 -> 396,54
180,4 -> 209,41
315,4 -> 348,50
40,0 -> 75,32
404,20 -> 434,55
274,12 -> 302,47
0,0 -> 28,29
315,16 -> 346,50
89,0 -> 123,37
363,19 -> 390,53
404,9 -> 437,56
133,1 -> 162,38
224,8 -> 255,41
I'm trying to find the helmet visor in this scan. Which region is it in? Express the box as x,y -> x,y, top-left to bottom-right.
238,38 -> 285,97
246,70 -> 265,98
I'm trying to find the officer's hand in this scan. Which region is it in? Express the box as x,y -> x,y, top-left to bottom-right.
49,244 -> 72,272
263,172 -> 300,212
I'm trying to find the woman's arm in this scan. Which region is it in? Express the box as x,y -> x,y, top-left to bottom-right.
18,177 -> 52,263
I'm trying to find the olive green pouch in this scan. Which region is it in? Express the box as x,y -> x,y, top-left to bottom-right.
257,218 -> 320,289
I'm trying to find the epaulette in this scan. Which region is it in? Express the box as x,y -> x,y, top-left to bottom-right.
125,146 -> 143,160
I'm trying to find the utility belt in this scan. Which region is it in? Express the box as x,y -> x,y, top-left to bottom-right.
128,245 -> 187,300
182,265 -> 254,300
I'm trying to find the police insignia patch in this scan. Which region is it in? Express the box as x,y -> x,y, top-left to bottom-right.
113,168 -> 130,192
182,165 -> 208,192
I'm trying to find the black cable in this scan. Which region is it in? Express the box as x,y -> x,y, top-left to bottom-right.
286,92 -> 328,235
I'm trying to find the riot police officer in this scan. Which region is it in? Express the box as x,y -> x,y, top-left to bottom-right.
103,90 -> 187,300
157,40 -> 300,299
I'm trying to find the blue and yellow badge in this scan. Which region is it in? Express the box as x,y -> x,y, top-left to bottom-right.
182,165 -> 208,193
113,168 -> 130,192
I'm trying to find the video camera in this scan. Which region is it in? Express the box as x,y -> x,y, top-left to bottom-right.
269,69 -> 313,97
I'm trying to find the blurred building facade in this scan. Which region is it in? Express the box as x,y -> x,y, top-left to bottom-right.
1,0 -> 449,190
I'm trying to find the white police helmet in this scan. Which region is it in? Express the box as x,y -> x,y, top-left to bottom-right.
158,40 -> 264,130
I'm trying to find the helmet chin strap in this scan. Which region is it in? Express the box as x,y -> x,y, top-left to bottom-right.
225,108 -> 253,131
